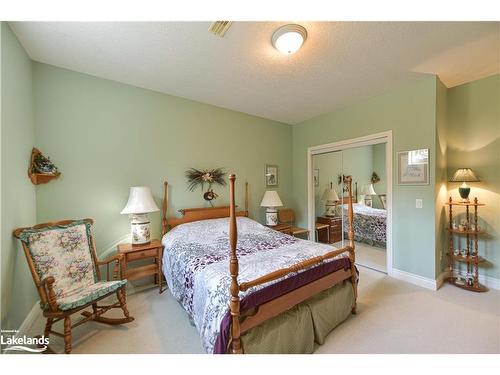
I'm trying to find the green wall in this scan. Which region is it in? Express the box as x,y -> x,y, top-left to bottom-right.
0,23 -> 38,330
446,74 -> 500,280
32,62 -> 293,255
293,76 -> 438,279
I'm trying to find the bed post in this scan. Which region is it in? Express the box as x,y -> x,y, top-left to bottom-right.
228,174 -> 242,354
162,181 -> 169,236
345,176 -> 358,314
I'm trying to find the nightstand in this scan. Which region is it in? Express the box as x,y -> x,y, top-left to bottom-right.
316,216 -> 342,243
118,239 -> 165,293
267,223 -> 292,235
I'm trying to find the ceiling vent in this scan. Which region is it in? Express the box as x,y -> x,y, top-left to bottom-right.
208,21 -> 233,37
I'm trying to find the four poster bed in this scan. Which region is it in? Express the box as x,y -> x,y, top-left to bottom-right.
160,175 -> 358,354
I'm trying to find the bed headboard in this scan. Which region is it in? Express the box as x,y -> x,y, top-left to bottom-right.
161,181 -> 249,235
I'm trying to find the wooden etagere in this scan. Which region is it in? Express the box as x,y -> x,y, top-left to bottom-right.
446,197 -> 488,292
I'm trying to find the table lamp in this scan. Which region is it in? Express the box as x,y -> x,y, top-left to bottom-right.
360,183 -> 377,206
121,186 -> 160,245
321,182 -> 339,217
450,168 -> 480,201
260,190 -> 283,226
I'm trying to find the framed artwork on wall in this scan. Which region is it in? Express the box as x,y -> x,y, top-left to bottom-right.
397,148 -> 429,185
265,164 -> 279,186
313,169 -> 319,187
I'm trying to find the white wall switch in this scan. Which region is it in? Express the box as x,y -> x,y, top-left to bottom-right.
416,199 -> 423,208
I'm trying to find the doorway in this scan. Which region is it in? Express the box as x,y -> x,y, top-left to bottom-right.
307,131 -> 393,274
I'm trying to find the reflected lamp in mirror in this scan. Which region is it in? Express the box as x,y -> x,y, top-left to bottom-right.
360,183 -> 377,207
260,190 -> 283,226
321,183 -> 339,217
121,186 -> 160,245
450,168 -> 480,201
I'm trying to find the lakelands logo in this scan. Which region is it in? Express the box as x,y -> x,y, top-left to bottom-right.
1,329 -> 49,353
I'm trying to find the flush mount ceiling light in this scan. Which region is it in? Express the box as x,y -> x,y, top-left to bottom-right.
271,24 -> 307,55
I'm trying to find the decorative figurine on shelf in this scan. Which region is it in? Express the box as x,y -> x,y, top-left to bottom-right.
28,147 -> 61,185
185,168 -> 226,206
33,152 -> 58,174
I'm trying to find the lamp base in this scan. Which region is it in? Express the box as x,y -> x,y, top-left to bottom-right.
324,201 -> 337,217
459,186 -> 471,201
265,208 -> 279,226
130,214 -> 151,245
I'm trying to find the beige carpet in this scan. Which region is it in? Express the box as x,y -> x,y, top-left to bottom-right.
25,267 -> 499,354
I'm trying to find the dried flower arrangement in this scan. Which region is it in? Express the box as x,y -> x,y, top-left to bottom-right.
185,168 -> 227,205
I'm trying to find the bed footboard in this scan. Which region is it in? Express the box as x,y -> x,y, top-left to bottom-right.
227,174 -> 357,354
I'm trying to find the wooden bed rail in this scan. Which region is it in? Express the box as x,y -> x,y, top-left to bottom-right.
239,246 -> 352,292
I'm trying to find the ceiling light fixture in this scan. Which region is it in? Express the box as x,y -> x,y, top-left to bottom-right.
271,24 -> 307,55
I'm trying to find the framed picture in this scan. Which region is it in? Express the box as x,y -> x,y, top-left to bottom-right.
313,169 -> 319,187
397,149 -> 429,185
265,164 -> 278,186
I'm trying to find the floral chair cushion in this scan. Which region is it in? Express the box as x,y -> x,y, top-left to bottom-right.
53,280 -> 127,311
18,220 -> 99,305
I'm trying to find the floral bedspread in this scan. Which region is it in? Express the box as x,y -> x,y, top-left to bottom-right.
342,203 -> 387,247
161,217 -> 348,353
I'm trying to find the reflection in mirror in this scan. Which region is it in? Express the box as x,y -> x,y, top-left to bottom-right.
313,151 -> 344,248
313,143 -> 388,273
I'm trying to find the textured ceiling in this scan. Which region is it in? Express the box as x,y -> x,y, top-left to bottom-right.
10,21 -> 500,124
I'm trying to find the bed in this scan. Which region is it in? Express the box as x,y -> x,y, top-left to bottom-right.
342,203 -> 386,247
161,176 -> 358,354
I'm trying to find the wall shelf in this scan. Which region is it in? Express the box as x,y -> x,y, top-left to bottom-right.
28,147 -> 61,185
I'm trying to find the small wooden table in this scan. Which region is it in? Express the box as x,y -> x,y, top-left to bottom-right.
317,216 -> 342,243
267,223 -> 292,235
118,239 -> 165,294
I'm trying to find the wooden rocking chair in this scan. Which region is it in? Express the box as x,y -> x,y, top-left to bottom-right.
13,218 -> 134,354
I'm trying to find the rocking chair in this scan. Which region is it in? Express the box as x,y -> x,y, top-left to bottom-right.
14,218 -> 134,354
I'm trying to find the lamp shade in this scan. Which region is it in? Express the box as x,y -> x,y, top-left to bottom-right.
450,168 -> 480,183
361,183 -> 377,196
121,187 -> 160,214
260,191 -> 283,207
321,187 -> 339,202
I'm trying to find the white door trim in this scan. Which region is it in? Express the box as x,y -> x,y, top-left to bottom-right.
307,130 -> 394,275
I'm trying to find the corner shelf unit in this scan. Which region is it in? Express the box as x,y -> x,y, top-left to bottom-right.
28,148 -> 60,185
445,197 -> 488,292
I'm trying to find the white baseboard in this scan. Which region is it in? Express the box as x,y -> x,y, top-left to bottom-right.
390,268 -> 440,290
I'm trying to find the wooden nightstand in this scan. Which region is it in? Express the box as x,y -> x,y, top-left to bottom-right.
118,239 -> 165,294
316,216 -> 342,243
267,223 -> 292,235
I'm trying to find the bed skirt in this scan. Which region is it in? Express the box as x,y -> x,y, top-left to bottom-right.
238,279 -> 355,353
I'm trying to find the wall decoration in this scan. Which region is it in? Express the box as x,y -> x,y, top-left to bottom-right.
185,168 -> 227,206
28,147 -> 61,185
397,149 -> 429,185
313,168 -> 319,187
265,164 -> 278,187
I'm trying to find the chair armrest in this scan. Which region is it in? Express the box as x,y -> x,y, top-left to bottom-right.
40,276 -> 59,312
97,253 -> 124,281
97,253 -> 124,266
